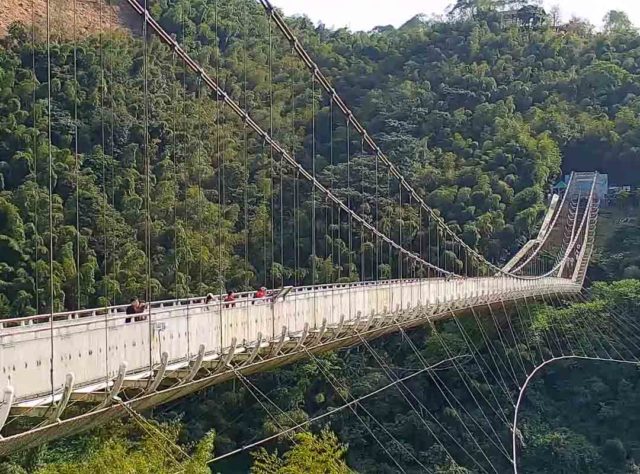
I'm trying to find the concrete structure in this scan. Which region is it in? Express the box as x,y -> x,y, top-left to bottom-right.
0,276 -> 582,454
0,276 -> 580,406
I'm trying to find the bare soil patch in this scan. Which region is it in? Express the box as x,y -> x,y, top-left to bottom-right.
0,0 -> 140,38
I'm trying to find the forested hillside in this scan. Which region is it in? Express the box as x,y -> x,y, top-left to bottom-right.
2,0 -> 640,316
1,0 -> 640,472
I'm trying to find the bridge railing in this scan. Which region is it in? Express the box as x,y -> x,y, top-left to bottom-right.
0,275 -> 582,334
0,277 -> 440,331
1,274 -> 516,333
0,290 -> 265,330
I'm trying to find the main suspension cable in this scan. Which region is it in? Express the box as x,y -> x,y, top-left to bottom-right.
259,0 -> 598,282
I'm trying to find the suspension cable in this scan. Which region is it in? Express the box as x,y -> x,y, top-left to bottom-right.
73,0 -> 80,311
512,356 -> 640,474
244,9 -> 249,291
311,73 -> 317,323
108,9 -> 118,306
205,354 -> 467,466
197,82 -> 204,299
99,0 -> 110,386
329,96 -> 335,276
268,12 -> 275,291
46,0 -> 55,399
171,48 -> 179,301
257,0 -> 494,275
31,0 -> 40,317
396,323 -> 504,472
303,348 -> 413,473
446,308 -> 514,422
431,266 -> 512,458
143,0 -> 152,371
354,330 -> 486,473
486,304 -> 521,387
123,0 -> 454,280
468,306 -> 515,399
499,299 -> 529,378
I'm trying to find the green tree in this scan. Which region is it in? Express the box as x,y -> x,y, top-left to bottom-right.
34,426 -> 214,474
251,429 -> 352,474
603,10 -> 634,34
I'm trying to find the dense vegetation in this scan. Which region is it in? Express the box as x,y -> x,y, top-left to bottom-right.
1,0 -> 639,316
2,0 -> 640,472
592,205 -> 640,280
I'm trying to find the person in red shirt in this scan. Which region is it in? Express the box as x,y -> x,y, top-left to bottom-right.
254,287 -> 267,299
223,290 -> 236,308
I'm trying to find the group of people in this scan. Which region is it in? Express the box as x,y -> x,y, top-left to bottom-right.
206,286 -> 271,308
203,291 -> 238,307
124,286 -> 272,322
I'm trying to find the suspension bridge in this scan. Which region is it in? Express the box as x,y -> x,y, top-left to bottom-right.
0,0 -> 621,471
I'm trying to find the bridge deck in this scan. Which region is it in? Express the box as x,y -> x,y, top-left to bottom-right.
0,276 -> 579,405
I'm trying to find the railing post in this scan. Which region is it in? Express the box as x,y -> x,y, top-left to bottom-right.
271,296 -> 276,341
